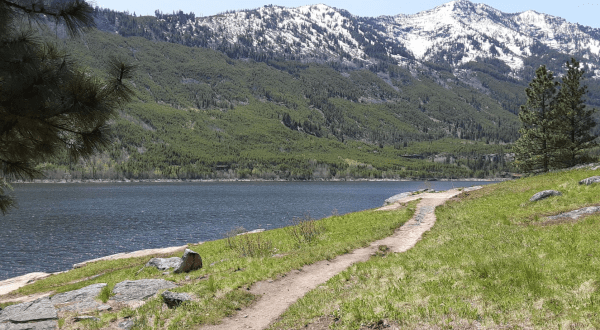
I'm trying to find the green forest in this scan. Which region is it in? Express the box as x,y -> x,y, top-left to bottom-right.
33,13 -> 598,181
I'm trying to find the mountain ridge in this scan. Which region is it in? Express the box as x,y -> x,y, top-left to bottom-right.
107,0 -> 600,78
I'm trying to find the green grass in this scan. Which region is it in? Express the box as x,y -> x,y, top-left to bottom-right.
10,202 -> 416,329
269,168 -> 600,329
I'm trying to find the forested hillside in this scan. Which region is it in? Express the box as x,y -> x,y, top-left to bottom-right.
35,2 -> 600,180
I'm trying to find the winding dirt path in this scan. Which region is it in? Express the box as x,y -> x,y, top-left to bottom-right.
200,188 -> 478,330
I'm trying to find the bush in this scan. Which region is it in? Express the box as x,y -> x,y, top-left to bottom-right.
287,213 -> 325,245
224,227 -> 274,257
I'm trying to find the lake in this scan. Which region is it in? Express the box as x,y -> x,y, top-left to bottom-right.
0,181 -> 494,280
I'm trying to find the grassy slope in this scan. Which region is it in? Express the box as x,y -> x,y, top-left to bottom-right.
270,168 -> 600,329
8,202 -> 416,329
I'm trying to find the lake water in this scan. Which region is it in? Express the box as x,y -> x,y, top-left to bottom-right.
0,181 -> 494,280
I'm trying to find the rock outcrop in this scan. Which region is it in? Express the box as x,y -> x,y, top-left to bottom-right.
0,320 -> 58,330
174,249 -> 202,273
530,190 -> 562,202
145,249 -> 202,273
111,279 -> 177,302
546,206 -> 600,221
0,297 -> 57,330
161,291 -> 192,308
145,257 -> 182,271
50,283 -> 106,312
579,176 -> 600,185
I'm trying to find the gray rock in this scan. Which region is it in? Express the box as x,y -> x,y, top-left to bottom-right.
546,206 -> 600,221
161,291 -> 192,308
145,257 -> 182,271
74,316 -> 100,322
118,319 -> 135,329
50,283 -> 106,312
579,176 -> 600,185
530,190 -> 562,202
174,249 -> 202,273
0,320 -> 58,330
463,186 -> 483,192
111,279 -> 177,302
0,297 -> 57,324
384,192 -> 412,205
236,229 -> 265,236
96,305 -> 111,311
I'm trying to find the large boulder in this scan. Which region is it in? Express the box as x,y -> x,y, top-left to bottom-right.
174,249 -> 202,273
145,257 -> 182,271
579,176 -> 600,185
0,297 -> 57,330
161,291 -> 192,308
530,190 -> 562,202
50,283 -> 106,312
111,279 -> 177,302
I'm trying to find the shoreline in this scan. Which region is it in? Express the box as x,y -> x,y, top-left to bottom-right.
12,177 -> 510,184
0,185 -> 493,298
0,244 -> 198,299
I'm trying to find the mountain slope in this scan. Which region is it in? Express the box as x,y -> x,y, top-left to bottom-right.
36,1 -> 600,180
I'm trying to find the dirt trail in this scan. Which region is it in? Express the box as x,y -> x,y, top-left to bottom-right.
200,188 -> 474,330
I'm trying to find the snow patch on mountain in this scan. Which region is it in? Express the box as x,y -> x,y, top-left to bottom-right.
165,0 -> 600,75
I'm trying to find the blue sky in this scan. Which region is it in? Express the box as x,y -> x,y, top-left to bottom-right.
94,0 -> 600,28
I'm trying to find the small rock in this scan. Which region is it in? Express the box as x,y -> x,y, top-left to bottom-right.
185,276 -> 190,281
118,319 -> 135,330
112,279 -> 177,302
161,291 -> 192,308
236,229 -> 265,236
96,305 -> 111,311
579,176 -> 600,185
530,190 -> 562,202
384,192 -> 412,205
174,249 -> 202,273
146,257 -> 182,271
74,315 -> 100,322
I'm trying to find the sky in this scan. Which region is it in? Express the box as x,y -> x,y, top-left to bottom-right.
94,0 -> 600,28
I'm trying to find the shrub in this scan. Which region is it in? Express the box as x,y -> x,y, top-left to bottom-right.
224,227 -> 274,257
287,213 -> 325,245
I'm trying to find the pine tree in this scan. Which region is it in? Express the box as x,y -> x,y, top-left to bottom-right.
513,65 -> 561,173
0,0 -> 136,214
555,58 -> 597,167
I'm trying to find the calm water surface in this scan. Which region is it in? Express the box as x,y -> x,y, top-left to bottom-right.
0,181 -> 494,280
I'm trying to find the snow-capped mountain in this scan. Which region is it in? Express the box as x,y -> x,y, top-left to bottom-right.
95,0 -> 600,80
379,0 -> 600,71
136,0 -> 598,76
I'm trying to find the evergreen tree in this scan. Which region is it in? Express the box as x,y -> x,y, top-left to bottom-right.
513,65 -> 561,173
555,58 -> 597,167
0,0 -> 135,214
